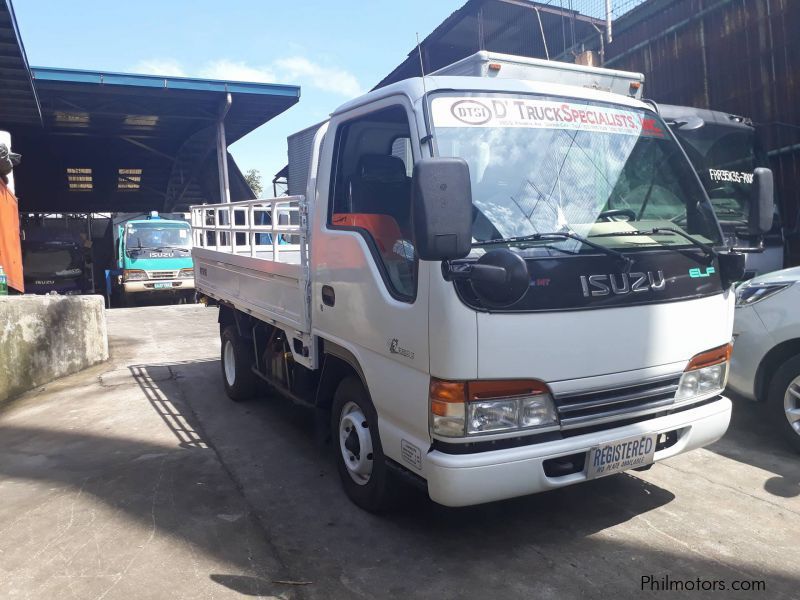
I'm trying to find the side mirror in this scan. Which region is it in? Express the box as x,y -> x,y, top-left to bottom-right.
749,167 -> 774,235
412,157 -> 472,261
718,251 -> 746,289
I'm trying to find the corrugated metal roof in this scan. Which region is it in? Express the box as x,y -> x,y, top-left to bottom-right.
0,0 -> 40,126
10,68 -> 300,212
29,66 -> 299,146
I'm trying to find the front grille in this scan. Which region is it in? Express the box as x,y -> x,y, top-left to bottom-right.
148,270 -> 177,279
555,374 -> 682,429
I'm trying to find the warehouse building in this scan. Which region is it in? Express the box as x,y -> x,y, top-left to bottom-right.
0,0 -> 300,293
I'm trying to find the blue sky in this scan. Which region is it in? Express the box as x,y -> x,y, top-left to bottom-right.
13,0 -> 462,189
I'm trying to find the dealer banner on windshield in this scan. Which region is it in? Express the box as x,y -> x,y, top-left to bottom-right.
431,96 -> 666,138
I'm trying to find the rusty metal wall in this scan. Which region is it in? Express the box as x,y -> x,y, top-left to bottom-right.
596,0 -> 800,263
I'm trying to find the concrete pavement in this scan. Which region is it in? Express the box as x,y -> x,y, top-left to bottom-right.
1,304 -> 798,599
0,305 -> 295,599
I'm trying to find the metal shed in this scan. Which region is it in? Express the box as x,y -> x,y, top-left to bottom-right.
0,0 -> 300,215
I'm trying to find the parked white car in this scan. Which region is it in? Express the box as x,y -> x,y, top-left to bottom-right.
729,266 -> 800,452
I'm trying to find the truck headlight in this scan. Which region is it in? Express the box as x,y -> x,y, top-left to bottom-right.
179,268 -> 194,278
431,378 -> 557,437
123,269 -> 147,281
735,282 -> 791,306
676,343 -> 732,401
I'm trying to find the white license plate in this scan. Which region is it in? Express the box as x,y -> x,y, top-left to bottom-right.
153,282 -> 172,289
586,433 -> 656,479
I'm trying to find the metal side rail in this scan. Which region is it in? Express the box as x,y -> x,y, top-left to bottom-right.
189,196 -> 316,369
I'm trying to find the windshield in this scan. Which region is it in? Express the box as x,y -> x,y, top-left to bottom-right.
125,222 -> 191,251
23,244 -> 82,277
669,124 -> 760,224
430,93 -> 722,254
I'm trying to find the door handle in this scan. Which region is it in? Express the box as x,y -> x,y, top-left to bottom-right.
322,285 -> 335,307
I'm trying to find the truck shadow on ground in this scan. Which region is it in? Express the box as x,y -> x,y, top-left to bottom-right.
0,357 -> 299,599
154,359 -> 800,599
708,391 -> 800,499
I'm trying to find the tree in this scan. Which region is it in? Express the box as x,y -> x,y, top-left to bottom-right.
244,168 -> 263,198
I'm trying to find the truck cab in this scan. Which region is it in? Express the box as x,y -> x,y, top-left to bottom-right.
193,53 -> 773,510
22,229 -> 89,295
660,104 -> 784,278
115,213 -> 195,306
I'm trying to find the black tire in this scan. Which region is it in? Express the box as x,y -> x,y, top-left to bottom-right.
331,376 -> 397,512
220,326 -> 257,402
767,354 -> 800,453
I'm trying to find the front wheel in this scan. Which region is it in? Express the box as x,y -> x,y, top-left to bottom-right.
331,377 -> 396,512
767,354 -> 800,453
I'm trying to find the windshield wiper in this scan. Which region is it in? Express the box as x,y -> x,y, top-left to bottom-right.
474,231 -> 633,270
589,227 -> 717,262
147,246 -> 189,253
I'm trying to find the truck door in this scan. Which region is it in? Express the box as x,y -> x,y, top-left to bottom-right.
312,99 -> 432,447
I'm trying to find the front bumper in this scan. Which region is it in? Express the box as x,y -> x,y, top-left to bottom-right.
123,279 -> 195,293
425,397 -> 731,507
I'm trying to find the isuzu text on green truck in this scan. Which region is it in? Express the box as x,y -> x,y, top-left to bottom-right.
113,212 -> 195,306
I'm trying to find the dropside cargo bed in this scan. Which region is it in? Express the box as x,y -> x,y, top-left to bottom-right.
193,246 -> 309,335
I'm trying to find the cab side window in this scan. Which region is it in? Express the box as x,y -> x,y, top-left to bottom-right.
330,106 -> 416,300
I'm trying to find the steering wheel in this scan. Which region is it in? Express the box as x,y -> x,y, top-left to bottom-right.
598,209 -> 637,222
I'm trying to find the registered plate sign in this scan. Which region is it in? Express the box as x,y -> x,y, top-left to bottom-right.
431,96 -> 666,138
586,433 -> 657,479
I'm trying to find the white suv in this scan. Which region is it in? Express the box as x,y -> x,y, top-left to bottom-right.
729,266 -> 800,452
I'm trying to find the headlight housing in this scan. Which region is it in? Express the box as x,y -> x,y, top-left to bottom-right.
676,343 -> 732,401
735,282 -> 791,306
431,378 -> 557,437
123,269 -> 147,282
178,268 -> 194,279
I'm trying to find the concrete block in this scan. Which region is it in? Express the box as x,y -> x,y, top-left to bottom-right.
0,295 -> 108,402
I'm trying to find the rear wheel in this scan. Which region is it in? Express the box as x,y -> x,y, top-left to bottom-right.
767,354 -> 800,453
220,326 -> 257,402
331,377 -> 396,512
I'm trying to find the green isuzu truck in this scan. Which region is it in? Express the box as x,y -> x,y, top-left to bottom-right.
112,212 -> 195,306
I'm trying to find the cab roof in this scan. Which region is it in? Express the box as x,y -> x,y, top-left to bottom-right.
331,74 -> 653,118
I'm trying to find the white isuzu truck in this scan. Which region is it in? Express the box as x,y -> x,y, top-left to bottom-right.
192,52 -> 773,511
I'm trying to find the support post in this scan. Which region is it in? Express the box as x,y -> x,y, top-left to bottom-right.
216,93 -> 232,205
216,93 -> 233,251
605,0 -> 613,44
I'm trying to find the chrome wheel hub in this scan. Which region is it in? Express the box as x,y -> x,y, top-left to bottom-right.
785,376 -> 800,436
338,401 -> 374,485
223,340 -> 236,387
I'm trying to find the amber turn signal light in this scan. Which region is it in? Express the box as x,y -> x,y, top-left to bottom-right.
686,343 -> 732,371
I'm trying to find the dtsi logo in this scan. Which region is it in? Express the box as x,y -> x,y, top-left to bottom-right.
450,100 -> 493,125
580,271 -> 666,297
